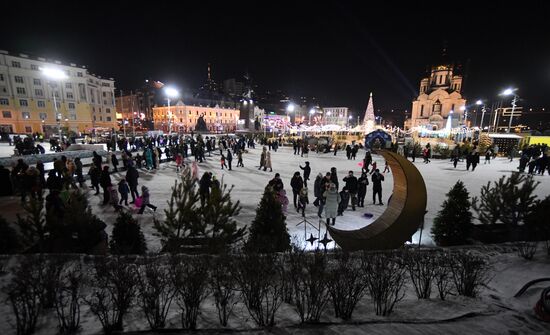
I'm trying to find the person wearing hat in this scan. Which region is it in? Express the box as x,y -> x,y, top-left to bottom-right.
299,161 -> 311,187
323,183 -> 340,226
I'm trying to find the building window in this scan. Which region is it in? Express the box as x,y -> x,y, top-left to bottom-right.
69,114 -> 77,120
102,92 -> 106,97
25,126 -> 32,133
39,112 -> 47,120
14,76 -> 24,84
16,87 -> 26,95
68,103 -> 75,109
37,101 -> 46,108
103,100 -> 107,105
77,72 -> 83,77
93,115 -> 96,121
66,83 -> 72,89
12,61 -> 21,68
0,74 -> 4,81
106,116 -> 112,121
67,92 -> 74,99
0,98 -> 9,105
22,111 -> 30,119
33,78 -> 41,85
420,105 -> 424,117
54,91 -> 59,98
100,116 -> 103,121
101,83 -> 110,87
55,102 -> 61,109
451,104 -> 455,112
35,89 -> 43,96
20,99 -> 28,107
106,108 -> 111,113
2,111 -> 12,118
31,64 -> 38,71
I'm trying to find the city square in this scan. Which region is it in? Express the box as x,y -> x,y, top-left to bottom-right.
1,2 -> 550,335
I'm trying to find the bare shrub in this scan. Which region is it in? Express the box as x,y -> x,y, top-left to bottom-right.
171,255 -> 210,330
434,252 -> 453,301
54,261 -> 83,335
287,251 -> 331,323
136,256 -> 176,330
233,253 -> 284,327
517,241 -> 538,260
210,255 -> 238,327
401,250 -> 438,299
327,253 -> 367,320
85,256 -> 138,334
363,252 -> 407,316
6,256 -> 44,335
449,251 -> 491,298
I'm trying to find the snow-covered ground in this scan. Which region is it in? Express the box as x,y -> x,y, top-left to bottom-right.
1,142 -> 549,249
2,143 -> 550,334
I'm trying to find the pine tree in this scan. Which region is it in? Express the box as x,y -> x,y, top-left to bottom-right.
16,196 -> 47,252
202,181 -> 246,253
0,216 -> 20,253
153,172 -> 202,250
431,181 -> 473,246
245,188 -> 290,253
110,211 -> 147,254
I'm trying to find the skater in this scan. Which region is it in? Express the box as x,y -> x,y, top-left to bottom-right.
199,172 -> 212,206
453,155 -> 460,168
323,183 -> 340,226
109,186 -> 123,211
383,161 -> 390,173
343,170 -> 358,210
299,161 -> 311,187
118,179 -> 129,206
330,167 -> 339,190
267,173 -> 284,192
371,169 -> 384,205
423,144 -> 431,164
220,153 -> 228,170
471,152 -> 480,171
369,161 -> 377,175
337,188 -> 350,216
237,149 -> 244,167
484,149 -> 492,164
466,151 -> 473,171
290,171 -> 304,209
138,185 -> 157,214
74,157 -> 84,187
357,172 -> 369,207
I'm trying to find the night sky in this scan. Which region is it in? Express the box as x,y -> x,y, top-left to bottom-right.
2,1 -> 550,123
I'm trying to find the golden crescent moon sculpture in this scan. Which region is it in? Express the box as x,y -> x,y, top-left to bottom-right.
327,150 -> 427,251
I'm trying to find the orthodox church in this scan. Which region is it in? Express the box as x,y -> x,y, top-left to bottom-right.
404,53 -> 466,131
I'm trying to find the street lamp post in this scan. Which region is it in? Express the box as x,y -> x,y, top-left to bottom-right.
501,88 -> 519,133
41,67 -> 68,140
286,103 -> 295,134
476,100 -> 487,133
164,87 -> 179,134
309,108 -> 315,126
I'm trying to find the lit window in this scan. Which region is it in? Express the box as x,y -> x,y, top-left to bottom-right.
20,99 -> 28,107
37,101 -> 46,108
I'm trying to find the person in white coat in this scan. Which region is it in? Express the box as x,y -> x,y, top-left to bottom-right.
323,183 -> 340,226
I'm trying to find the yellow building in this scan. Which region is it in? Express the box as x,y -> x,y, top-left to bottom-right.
0,50 -> 117,136
404,60 -> 466,131
153,100 -> 240,133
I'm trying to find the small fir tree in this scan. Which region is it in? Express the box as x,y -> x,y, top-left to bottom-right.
110,211 -> 147,254
246,188 -> 290,253
16,196 -> 47,252
431,181 -> 473,246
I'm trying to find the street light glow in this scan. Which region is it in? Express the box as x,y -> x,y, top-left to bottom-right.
476,100 -> 483,105
309,108 -> 315,115
460,106 -> 466,111
164,87 -> 179,98
40,67 -> 68,80
501,88 -> 516,96
287,104 -> 295,112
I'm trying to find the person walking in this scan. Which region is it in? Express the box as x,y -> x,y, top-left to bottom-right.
323,183 -> 340,226
74,157 -> 84,187
237,149 -> 244,167
226,149 -> 233,170
371,169 -> 385,205
484,149 -> 492,164
111,153 -> 119,172
299,161 -> 311,187
138,185 -> 157,214
265,150 -> 273,172
290,171 -> 304,210
118,179 -> 130,206
126,162 -> 140,203
343,170 -> 358,210
220,153 -> 228,170
199,172 -> 212,206
471,152 -> 480,171
330,167 -> 339,190
259,146 -> 266,170
313,173 -> 324,218
383,161 -> 390,173
357,172 -> 369,207
99,166 -> 112,205
88,165 -> 100,195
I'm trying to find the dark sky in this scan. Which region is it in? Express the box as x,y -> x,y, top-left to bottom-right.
2,1 -> 550,122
